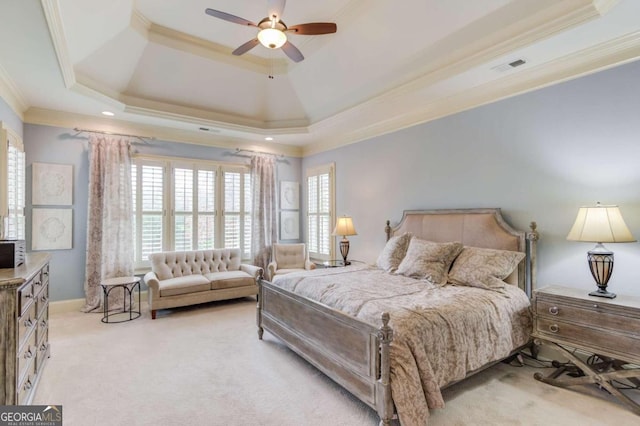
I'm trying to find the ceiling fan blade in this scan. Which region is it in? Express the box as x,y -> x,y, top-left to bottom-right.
287,22 -> 337,35
267,0 -> 286,21
232,38 -> 260,56
205,8 -> 257,27
281,41 -> 304,63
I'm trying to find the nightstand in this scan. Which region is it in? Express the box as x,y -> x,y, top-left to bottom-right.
531,285 -> 640,415
314,260 -> 346,268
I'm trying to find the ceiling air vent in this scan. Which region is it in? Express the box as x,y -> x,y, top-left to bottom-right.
491,58 -> 527,73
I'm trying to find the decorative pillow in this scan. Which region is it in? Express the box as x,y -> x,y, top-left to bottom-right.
395,238 -> 463,284
448,246 -> 525,290
376,233 -> 412,273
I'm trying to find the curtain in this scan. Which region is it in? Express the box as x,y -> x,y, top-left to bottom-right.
250,155 -> 277,273
82,135 -> 134,312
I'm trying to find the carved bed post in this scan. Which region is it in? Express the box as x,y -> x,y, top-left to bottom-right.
257,278 -> 264,340
377,312 -> 394,426
526,221 -> 539,299
385,220 -> 391,242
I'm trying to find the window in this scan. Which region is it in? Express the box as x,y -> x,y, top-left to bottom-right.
222,168 -> 252,259
0,124 -> 25,240
306,163 -> 335,261
132,156 -> 251,269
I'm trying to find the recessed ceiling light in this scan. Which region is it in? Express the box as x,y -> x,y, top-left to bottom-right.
101,111 -> 115,116
265,137 -> 273,141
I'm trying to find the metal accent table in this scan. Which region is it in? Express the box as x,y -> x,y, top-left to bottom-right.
100,276 -> 141,323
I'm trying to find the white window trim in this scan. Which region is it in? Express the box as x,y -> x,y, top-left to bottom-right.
0,122 -> 25,240
306,162 -> 335,261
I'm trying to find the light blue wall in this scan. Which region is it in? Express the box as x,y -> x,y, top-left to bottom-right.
303,59 -> 640,297
0,97 -> 22,138
23,125 -> 301,301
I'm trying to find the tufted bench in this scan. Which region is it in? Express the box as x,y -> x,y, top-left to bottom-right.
143,248 -> 263,319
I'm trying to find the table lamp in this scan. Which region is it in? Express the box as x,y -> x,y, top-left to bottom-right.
567,202 -> 636,298
332,216 -> 357,265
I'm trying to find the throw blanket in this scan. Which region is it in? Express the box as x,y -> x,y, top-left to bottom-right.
272,264 -> 532,426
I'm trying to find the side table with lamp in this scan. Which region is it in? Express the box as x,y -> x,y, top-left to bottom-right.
531,203 -> 640,415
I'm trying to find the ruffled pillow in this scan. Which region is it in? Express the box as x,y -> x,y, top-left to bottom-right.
376,232 -> 412,273
395,238 -> 463,284
448,246 -> 525,290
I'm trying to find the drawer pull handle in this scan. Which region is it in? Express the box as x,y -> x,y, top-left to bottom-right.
40,319 -> 47,328
24,380 -> 32,391
549,324 -> 559,333
40,343 -> 48,351
24,319 -> 33,328
24,349 -> 33,359
593,304 -> 599,309
548,306 -> 559,315
24,293 -> 33,299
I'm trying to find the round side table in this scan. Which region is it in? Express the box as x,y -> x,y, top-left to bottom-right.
100,276 -> 141,323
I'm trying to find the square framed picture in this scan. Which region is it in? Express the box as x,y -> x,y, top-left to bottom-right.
280,211 -> 299,240
280,181 -> 299,210
32,208 -> 73,250
32,162 -> 73,205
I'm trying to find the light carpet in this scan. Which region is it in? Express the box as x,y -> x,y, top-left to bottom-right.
33,298 -> 639,426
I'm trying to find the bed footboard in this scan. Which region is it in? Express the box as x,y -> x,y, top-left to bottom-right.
258,279 -> 394,425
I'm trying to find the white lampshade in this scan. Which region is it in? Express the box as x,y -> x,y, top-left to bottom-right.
332,216 -> 357,237
567,203 -> 636,243
257,28 -> 287,49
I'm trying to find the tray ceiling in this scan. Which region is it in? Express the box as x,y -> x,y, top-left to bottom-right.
0,0 -> 639,156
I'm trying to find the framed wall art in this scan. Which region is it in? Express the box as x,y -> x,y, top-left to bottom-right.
280,211 -> 299,240
280,181 -> 299,210
32,162 -> 73,206
32,208 -> 73,250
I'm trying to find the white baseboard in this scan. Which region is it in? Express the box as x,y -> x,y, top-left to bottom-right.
50,290 -> 148,314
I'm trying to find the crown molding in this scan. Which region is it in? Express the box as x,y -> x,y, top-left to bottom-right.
122,95 -> 309,134
0,64 -> 27,119
22,107 -> 303,157
302,30 -> 640,157
41,0 -> 76,89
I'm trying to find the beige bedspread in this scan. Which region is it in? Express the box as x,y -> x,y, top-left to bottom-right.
272,264 -> 532,426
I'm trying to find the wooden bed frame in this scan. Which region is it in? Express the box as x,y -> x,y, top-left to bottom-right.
257,209 -> 539,425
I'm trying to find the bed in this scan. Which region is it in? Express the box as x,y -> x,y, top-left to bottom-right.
257,209 -> 539,426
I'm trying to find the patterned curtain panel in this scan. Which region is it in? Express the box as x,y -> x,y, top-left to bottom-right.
82,136 -> 134,312
250,155 -> 277,272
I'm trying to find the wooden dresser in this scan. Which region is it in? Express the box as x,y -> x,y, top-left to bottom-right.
0,253 -> 51,405
532,285 -> 640,415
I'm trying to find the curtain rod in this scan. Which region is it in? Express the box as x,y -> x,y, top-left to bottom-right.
74,127 -> 154,143
234,148 -> 284,158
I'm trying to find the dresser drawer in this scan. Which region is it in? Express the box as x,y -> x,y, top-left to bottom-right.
17,373 -> 35,406
536,298 -> 640,335
32,271 -> 45,297
17,329 -> 37,386
36,328 -> 49,374
536,317 -> 640,362
42,263 -> 50,285
36,284 -> 49,318
36,309 -> 49,345
18,301 -> 37,351
18,280 -> 34,316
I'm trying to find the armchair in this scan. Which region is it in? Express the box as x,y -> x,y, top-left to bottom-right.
268,243 -> 316,280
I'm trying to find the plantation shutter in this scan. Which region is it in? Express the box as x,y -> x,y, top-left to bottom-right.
307,163 -> 334,260
139,164 -> 164,262
5,132 -> 25,239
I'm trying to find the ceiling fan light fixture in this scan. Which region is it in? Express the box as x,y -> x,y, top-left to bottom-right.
258,28 -> 287,49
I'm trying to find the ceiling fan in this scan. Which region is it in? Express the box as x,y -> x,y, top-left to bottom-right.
205,0 -> 337,63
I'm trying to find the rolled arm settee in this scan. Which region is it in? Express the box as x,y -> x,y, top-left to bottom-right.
144,248 -> 263,319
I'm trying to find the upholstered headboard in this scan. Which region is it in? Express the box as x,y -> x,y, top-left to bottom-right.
385,209 -> 538,296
